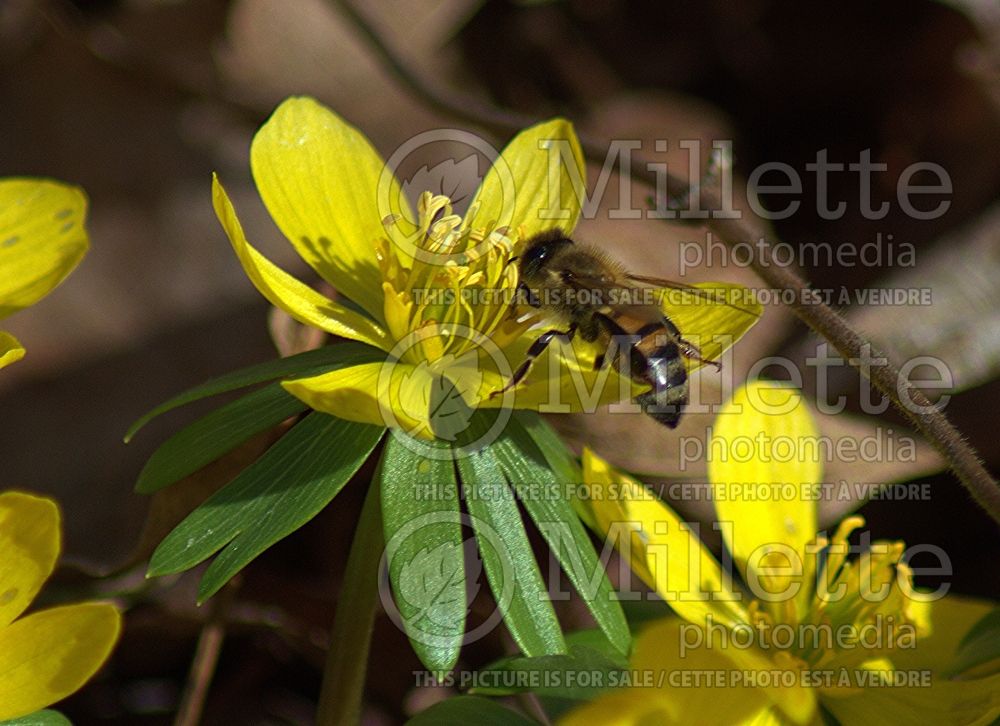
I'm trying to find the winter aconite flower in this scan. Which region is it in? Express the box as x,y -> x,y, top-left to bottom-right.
134,98 -> 762,679
566,382 -> 1000,725
212,96 -> 759,440
0,492 -> 121,720
0,179 -> 88,369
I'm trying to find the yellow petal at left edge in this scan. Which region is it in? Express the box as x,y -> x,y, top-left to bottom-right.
250,97 -> 411,322
0,602 -> 121,721
465,119 -> 586,241
709,382 -> 820,579
0,178 -> 88,320
213,176 -> 392,353
0,492 -> 60,628
283,360 -> 435,439
0,331 -> 25,370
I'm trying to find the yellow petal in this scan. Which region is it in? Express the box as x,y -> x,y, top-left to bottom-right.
560,619 -> 783,726
478,332 -> 642,413
712,638 -> 818,725
822,666 -> 1000,726
0,331 -> 25,370
896,594 -> 996,671
484,359 -> 638,413
466,119 -> 585,240
0,492 -> 60,627
0,602 -> 121,720
283,361 -> 433,438
559,689 -> 674,726
581,448 -> 746,629
250,97 -> 409,320
213,176 -> 392,352
0,178 -> 88,320
709,382 -> 820,582
659,282 -> 763,369
742,709 -> 788,726
632,619 -> 797,724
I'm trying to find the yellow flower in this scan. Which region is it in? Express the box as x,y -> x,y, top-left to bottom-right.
567,382 -> 1000,725
213,96 -> 759,440
0,178 -> 89,369
0,492 -> 121,720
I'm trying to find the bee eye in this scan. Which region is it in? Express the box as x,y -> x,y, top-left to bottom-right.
520,232 -> 572,277
520,244 -> 550,277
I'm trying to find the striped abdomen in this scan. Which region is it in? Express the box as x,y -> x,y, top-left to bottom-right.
596,307 -> 688,428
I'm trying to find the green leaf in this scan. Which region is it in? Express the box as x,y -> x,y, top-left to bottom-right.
619,597 -> 673,626
456,418 -> 566,658
380,435 -> 468,673
474,629 -> 631,722
135,382 -> 307,493
948,607 -> 1000,677
125,342 -> 380,442
563,626 -> 631,666
407,696 -> 538,726
513,412 -> 594,529
0,711 -> 72,726
147,412 -> 385,601
469,643 -> 627,700
512,411 -> 581,482
492,416 -> 630,656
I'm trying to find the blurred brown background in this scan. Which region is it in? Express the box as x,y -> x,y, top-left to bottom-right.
1,0 -> 999,722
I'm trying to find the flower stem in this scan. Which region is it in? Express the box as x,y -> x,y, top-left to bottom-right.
332,0 -> 1000,526
316,481 -> 383,725
175,579 -> 237,726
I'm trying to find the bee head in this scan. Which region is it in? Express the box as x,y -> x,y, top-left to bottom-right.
518,230 -> 574,281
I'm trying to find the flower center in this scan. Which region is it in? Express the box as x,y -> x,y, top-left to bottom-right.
743,516 -> 917,672
377,192 -> 532,366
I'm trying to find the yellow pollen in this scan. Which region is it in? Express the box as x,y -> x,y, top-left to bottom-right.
376,191 -> 527,362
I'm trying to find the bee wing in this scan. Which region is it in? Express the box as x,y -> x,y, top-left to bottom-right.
561,274 -> 682,340
560,273 -> 647,308
625,273 -> 761,317
561,274 -> 762,370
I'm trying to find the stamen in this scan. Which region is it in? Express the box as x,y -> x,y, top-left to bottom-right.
819,515 -> 865,593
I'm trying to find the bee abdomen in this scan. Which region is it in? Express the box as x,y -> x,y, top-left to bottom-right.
634,343 -> 688,428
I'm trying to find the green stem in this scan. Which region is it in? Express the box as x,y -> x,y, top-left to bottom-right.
316,480 -> 383,725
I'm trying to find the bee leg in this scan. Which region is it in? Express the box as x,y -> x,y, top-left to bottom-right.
678,338 -> 722,370
490,323 -> 577,398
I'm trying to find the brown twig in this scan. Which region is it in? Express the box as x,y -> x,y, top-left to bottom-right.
174,578 -> 238,726
332,0 -> 1000,524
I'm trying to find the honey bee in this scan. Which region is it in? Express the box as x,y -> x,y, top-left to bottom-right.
495,230 -> 727,428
